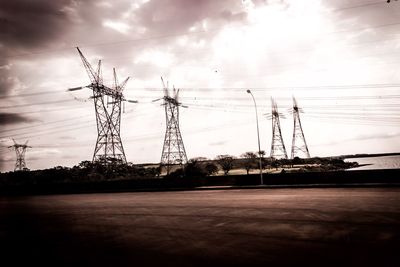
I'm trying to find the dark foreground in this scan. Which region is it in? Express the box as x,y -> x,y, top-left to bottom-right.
1,188 -> 400,266
2,168 -> 400,195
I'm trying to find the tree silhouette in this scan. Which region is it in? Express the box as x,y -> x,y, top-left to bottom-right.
241,152 -> 257,175
216,155 -> 236,175
204,162 -> 219,176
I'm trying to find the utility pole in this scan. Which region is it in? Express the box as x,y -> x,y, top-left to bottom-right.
291,97 -> 310,159
69,47 -> 137,165
153,77 -> 188,175
9,139 -> 31,171
246,89 -> 263,185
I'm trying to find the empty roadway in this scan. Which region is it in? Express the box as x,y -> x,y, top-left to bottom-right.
1,188 -> 399,266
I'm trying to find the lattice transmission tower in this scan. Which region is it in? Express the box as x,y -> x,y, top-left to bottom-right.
268,98 -> 288,159
9,139 -> 31,171
69,47 -> 137,164
153,77 -> 188,175
290,97 -> 310,159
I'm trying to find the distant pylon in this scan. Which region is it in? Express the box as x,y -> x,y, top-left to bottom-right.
69,47 -> 137,164
8,139 -> 31,171
290,97 -> 310,159
269,98 -> 288,159
153,77 -> 188,175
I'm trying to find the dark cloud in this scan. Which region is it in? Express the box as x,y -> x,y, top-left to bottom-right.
0,0 -> 75,51
0,112 -> 33,125
136,0 -> 245,36
0,67 -> 18,96
0,0 -> 77,96
0,159 -> 5,172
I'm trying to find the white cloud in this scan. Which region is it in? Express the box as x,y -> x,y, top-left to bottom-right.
134,49 -> 175,68
102,19 -> 131,34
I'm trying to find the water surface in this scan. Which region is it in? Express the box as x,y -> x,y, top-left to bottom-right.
346,155 -> 400,170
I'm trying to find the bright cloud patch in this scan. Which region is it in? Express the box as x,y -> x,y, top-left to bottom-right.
134,50 -> 175,68
102,19 -> 131,34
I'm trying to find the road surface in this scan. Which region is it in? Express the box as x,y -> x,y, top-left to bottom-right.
1,188 -> 399,266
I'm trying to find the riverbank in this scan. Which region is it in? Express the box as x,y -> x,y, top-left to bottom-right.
346,155 -> 400,170
1,168 -> 399,196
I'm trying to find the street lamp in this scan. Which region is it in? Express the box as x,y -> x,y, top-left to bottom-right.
247,89 -> 263,185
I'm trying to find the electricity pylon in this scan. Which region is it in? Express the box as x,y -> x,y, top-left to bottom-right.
69,47 -> 137,164
290,97 -> 310,159
268,98 -> 288,159
9,139 -> 31,171
153,77 -> 188,175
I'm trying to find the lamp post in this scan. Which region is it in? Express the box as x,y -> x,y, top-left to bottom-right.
247,89 -> 263,185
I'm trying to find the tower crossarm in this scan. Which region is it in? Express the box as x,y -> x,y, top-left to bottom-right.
76,47 -> 99,84
87,83 -> 124,99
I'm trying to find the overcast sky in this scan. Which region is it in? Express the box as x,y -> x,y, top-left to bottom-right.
1,0 -> 400,171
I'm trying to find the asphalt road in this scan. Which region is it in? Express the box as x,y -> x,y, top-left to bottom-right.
1,188 -> 400,266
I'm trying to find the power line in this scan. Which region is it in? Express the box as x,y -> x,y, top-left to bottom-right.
0,90 -> 62,99
307,115 -> 400,126
176,95 -> 400,102
9,122 -> 96,141
329,1 -> 385,12
184,102 -> 400,118
130,83 -> 400,91
5,84 -> 399,112
0,123 -> 93,142
100,33 -> 400,67
0,115 -> 92,134
0,119 -> 94,140
7,105 -> 88,115
0,99 -> 75,109
6,83 -> 400,101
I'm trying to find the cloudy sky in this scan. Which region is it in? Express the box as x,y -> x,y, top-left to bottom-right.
1,0 -> 400,171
